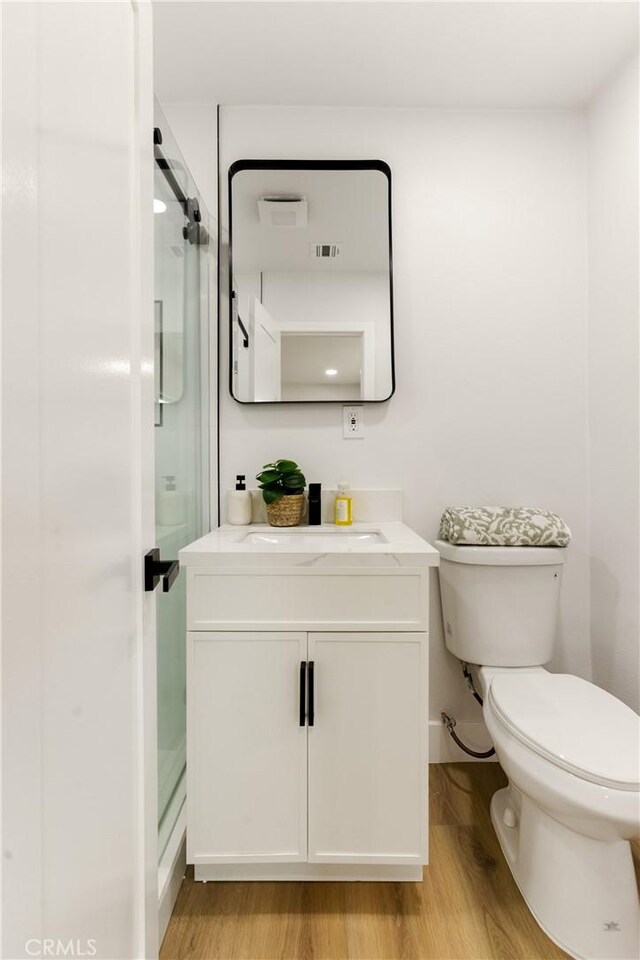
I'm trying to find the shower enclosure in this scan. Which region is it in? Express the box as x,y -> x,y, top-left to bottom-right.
153,103 -> 212,877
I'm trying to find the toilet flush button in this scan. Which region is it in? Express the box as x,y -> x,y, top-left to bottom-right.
503,807 -> 517,828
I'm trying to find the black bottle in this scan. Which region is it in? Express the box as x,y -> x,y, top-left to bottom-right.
308,483 -> 322,525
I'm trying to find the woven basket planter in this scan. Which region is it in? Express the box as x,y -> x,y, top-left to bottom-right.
266,493 -> 305,527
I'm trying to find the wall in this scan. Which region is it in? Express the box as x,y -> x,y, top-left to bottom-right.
587,54 -> 640,713
218,105 -> 591,735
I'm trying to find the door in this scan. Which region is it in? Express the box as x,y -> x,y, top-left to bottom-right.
153,103 -> 211,864
307,633 -> 427,864
1,2 -> 157,959
250,297 -> 281,401
187,632 -> 307,863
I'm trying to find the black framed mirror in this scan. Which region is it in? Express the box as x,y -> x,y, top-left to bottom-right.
228,160 -> 394,403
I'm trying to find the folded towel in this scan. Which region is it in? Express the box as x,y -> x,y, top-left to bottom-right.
439,506 -> 571,547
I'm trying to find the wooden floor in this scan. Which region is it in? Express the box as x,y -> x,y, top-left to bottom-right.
161,763 -> 640,960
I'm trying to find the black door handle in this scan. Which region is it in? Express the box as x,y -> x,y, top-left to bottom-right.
299,661 -> 307,726
308,661 -> 315,727
144,549 -> 180,593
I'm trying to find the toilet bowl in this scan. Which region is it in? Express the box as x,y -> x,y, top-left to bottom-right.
435,540 -> 640,960
481,665 -> 640,960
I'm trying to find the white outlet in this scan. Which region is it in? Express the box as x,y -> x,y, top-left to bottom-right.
343,405 -> 364,439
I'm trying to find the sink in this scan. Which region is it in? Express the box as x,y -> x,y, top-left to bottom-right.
179,521 -> 440,568
242,530 -> 387,546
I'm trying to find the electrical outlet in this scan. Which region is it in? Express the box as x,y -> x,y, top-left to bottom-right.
343,405 -> 364,439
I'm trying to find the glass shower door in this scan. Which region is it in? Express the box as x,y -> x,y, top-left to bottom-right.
153,107 -> 210,859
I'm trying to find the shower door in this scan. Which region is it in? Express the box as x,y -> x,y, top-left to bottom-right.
153,106 -> 211,861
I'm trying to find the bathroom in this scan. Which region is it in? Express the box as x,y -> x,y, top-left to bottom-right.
1,2 -> 638,959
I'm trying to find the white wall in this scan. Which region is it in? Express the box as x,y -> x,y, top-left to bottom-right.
587,54 -> 640,713
218,105 -> 591,725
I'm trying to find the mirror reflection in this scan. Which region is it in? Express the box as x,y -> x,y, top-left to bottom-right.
229,162 -> 394,403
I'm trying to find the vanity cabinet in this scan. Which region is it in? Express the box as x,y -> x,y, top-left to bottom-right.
187,629 -> 426,876
179,522 -> 438,883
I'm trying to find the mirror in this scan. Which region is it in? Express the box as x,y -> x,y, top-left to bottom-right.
229,161 -> 394,403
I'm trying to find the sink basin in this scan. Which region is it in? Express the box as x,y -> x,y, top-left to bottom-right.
179,522 -> 440,568
242,530 -> 386,546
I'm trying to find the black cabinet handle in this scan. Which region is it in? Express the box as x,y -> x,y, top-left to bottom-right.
299,661 -> 307,726
308,661 -> 315,727
144,549 -> 180,593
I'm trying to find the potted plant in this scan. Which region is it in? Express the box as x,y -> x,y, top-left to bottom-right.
256,459 -> 306,527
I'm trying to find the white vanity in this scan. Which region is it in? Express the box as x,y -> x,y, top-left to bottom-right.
179,521 -> 438,882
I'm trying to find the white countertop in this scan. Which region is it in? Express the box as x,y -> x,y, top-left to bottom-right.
179,522 -> 439,569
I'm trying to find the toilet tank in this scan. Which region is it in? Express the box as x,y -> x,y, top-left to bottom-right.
435,541 -> 565,667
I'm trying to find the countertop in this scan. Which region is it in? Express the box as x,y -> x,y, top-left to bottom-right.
179,522 -> 440,569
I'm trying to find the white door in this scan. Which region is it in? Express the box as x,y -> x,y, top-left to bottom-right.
187,632 -> 307,863
1,3 -> 157,958
250,297 -> 281,401
307,633 -> 427,865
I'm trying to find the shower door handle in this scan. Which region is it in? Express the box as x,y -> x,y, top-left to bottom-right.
144,549 -> 179,593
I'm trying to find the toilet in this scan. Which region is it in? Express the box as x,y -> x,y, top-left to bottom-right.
436,540 -> 640,960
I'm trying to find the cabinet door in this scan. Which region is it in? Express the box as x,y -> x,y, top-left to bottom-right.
307,632 -> 427,865
187,631 -> 307,864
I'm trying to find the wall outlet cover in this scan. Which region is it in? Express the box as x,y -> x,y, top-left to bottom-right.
343,405 -> 364,439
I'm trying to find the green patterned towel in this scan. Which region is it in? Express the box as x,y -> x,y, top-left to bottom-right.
439,507 -> 571,547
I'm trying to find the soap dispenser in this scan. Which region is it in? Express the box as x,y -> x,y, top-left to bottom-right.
334,482 -> 353,526
228,474 -> 252,525
156,475 -> 186,526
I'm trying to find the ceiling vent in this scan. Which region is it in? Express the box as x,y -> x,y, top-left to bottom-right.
310,242 -> 343,260
258,196 -> 307,228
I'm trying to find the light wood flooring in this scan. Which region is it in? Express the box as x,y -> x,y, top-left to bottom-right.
161,762 -> 640,960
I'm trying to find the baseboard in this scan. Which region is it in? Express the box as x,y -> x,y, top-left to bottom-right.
194,862 -> 423,882
158,802 -> 187,946
428,720 -> 497,763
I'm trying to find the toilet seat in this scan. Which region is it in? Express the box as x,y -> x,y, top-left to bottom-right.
488,672 -> 640,791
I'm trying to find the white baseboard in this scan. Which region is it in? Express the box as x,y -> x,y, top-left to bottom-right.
194,863 -> 423,882
428,720 -> 497,763
158,802 -> 187,946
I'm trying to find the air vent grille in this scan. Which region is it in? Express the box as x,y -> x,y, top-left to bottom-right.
258,197 -> 307,228
310,242 -> 343,260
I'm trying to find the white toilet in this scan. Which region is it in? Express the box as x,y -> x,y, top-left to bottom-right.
436,540 -> 640,960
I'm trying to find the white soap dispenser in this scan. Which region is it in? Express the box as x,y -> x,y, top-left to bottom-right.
156,475 -> 186,526
228,474 -> 252,525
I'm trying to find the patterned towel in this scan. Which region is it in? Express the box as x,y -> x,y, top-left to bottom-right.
439,507 -> 571,547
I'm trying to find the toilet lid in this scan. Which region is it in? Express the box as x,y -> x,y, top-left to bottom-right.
489,673 -> 640,791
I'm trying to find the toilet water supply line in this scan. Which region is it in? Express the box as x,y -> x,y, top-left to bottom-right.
440,663 -> 496,759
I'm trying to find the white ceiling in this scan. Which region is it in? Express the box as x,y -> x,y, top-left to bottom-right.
153,1 -> 639,109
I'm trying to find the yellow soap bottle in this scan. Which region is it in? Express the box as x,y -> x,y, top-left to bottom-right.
334,482 -> 353,526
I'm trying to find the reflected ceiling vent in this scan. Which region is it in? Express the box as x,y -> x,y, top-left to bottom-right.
258,196 -> 307,228
309,242 -> 343,260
